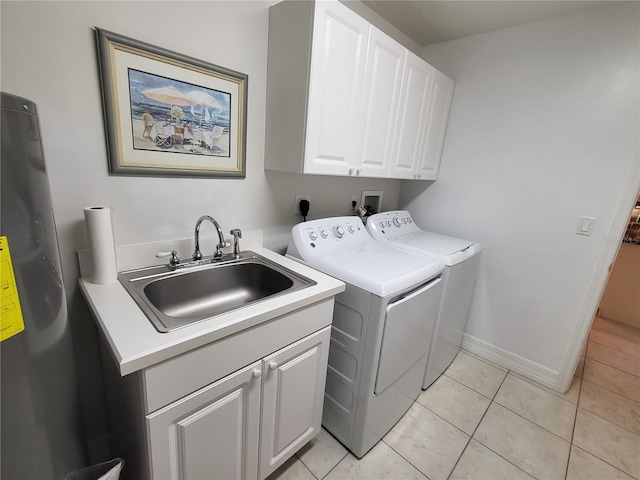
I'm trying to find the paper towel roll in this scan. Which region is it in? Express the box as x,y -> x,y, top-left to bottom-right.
84,206 -> 117,284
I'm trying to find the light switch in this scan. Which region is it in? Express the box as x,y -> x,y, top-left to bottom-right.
576,216 -> 595,236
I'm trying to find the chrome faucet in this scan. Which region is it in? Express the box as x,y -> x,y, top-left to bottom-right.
230,229 -> 242,259
193,215 -> 226,261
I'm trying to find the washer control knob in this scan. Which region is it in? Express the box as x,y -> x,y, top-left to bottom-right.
378,222 -> 385,229
309,231 -> 318,241
393,218 -> 401,227
320,229 -> 329,239
386,221 -> 392,227
333,226 -> 345,238
348,225 -> 356,234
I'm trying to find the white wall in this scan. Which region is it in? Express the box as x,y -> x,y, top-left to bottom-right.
400,4 -> 639,378
0,1 -> 401,297
0,0 -> 402,458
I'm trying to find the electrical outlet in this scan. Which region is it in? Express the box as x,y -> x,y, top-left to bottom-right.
294,194 -> 311,214
350,195 -> 359,212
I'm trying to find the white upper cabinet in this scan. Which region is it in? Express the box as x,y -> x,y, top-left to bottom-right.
264,0 -> 453,180
304,1 -> 369,175
388,50 -> 435,179
417,69 -> 454,180
355,26 -> 406,178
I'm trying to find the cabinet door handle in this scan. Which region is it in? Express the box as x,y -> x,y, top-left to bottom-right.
348,168 -> 354,175
252,369 -> 262,378
268,361 -> 279,371
355,168 -> 361,176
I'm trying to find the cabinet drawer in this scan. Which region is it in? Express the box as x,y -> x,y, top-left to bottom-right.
143,299 -> 334,413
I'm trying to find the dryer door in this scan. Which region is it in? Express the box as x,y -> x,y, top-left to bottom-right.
375,277 -> 442,394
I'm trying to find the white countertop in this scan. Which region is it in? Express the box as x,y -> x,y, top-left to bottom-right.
79,247 -> 344,376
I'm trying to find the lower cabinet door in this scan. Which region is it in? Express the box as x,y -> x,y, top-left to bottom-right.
146,361 -> 262,480
259,326 -> 331,479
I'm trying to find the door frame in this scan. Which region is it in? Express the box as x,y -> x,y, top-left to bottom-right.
554,165 -> 640,393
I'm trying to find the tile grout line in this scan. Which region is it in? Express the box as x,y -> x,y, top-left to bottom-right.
304,433 -> 349,480
459,348 -> 509,375
584,355 -> 640,382
443,369 -> 535,480
440,371 -> 495,401
574,402 -> 640,439
312,449 -> 349,480
378,351 -> 498,479
569,323 -> 640,479
581,376 -> 640,407
380,400 -> 461,479
569,443 -> 640,480
488,372 -> 576,445
582,330 -> 640,437
564,358 -> 585,479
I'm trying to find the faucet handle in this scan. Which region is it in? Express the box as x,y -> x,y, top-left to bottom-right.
156,250 -> 180,268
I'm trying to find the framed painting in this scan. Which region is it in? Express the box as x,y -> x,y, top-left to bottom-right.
95,28 -> 247,177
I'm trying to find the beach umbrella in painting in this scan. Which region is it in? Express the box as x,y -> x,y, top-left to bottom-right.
186,90 -> 223,126
186,90 -> 223,110
141,86 -> 198,121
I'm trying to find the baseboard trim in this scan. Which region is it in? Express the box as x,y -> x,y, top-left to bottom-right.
461,333 -> 559,390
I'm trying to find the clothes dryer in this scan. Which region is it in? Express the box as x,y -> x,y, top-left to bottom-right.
286,217 -> 444,457
366,210 -> 481,389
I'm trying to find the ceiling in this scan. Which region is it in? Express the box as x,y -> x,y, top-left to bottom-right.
360,1 -> 629,47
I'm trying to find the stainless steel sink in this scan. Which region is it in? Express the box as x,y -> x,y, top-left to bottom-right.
118,251 -> 316,333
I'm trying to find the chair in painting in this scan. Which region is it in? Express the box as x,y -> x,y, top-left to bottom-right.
172,126 -> 185,149
142,113 -> 154,140
154,123 -> 174,149
204,125 -> 225,152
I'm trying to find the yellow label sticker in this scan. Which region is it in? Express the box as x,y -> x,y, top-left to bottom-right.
0,236 -> 25,341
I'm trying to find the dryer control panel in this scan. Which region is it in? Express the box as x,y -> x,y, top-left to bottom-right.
366,210 -> 420,240
288,216 -> 373,259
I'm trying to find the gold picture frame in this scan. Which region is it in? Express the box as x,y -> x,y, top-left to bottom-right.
95,28 -> 247,178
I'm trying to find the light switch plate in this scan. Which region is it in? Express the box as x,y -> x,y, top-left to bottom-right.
576,216 -> 596,236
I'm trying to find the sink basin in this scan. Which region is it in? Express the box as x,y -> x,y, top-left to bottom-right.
118,251 -> 316,333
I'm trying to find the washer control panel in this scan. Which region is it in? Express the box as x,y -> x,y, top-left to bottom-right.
366,210 -> 420,240
289,216 -> 370,257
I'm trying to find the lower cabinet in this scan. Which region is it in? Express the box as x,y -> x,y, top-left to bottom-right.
146,361 -> 262,479
145,326 -> 331,480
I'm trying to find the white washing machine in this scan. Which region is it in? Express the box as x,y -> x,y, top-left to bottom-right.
286,217 -> 444,458
366,210 -> 481,389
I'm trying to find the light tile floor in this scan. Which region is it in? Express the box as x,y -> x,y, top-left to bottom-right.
269,316 -> 640,480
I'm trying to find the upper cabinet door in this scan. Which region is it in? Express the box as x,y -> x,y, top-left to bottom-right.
355,26 -> 406,178
389,50 -> 435,179
416,69 -> 454,180
304,1 -> 370,175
